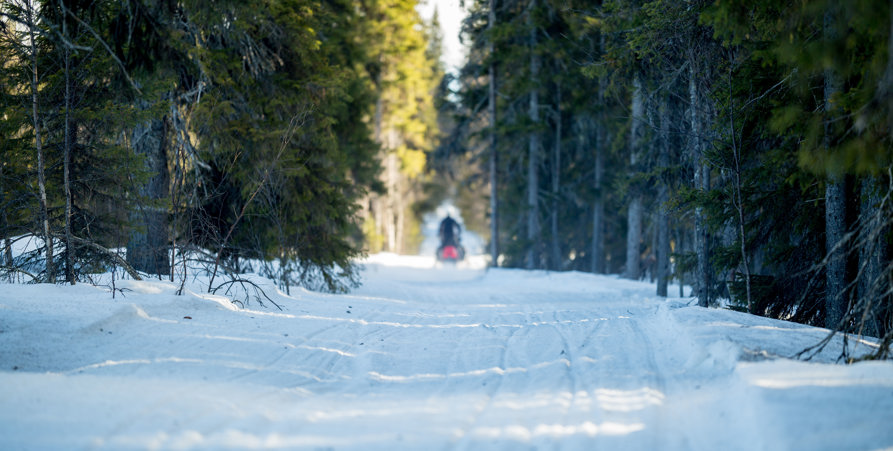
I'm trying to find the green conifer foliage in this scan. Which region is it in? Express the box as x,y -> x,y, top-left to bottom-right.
0,0 -> 405,293
181,0 -> 381,292
449,0 -> 891,356
360,0 -> 440,255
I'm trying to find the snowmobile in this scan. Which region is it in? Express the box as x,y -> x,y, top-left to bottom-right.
436,214 -> 465,264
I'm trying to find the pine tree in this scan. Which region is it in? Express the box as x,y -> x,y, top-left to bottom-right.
0,0 -> 397,292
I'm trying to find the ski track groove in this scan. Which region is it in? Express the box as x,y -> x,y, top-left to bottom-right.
543,309 -> 578,448
626,307 -> 668,450
4,257 -> 891,451
307,308 -> 412,393
248,321 -> 348,388
556,309 -> 607,415
550,310 -> 578,395
448,306 -> 530,451
101,318 -> 347,436
59,281 -> 678,450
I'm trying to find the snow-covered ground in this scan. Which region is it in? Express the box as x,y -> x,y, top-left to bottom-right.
1,259 -> 891,450
1,211 -> 892,450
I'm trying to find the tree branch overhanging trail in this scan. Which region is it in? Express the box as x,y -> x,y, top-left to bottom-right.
207,111 -> 309,293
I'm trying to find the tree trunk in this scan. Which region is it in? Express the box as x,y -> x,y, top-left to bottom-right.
488,0 -> 499,267
624,75 -> 644,280
2,237 -> 10,269
857,177 -> 884,337
689,56 -> 711,307
525,0 -> 541,270
550,82 -> 561,270
825,176 -> 847,329
591,114 -> 606,274
370,94 -> 386,253
733,149 -> 752,312
854,0 -> 893,338
677,228 -> 687,297
591,35 -> 607,274
27,2 -> 54,283
882,0 -> 893,131
379,121 -> 399,254
127,115 -> 170,276
824,10 -> 847,330
728,71 -> 752,311
656,95 -> 670,297
625,199 -> 643,280
63,46 -> 75,285
396,182 -> 405,254
1,138 -> 10,268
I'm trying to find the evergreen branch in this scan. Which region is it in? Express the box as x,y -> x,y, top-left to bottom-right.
207,111 -> 309,292
0,266 -> 38,282
67,235 -> 142,281
58,4 -> 142,95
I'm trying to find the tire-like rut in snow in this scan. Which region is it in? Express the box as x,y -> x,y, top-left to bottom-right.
344,265 -> 683,450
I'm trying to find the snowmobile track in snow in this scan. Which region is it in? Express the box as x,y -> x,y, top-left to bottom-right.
1,259 -> 892,450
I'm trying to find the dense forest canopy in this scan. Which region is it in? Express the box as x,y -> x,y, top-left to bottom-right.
1,0 -> 891,359
445,0 -> 893,359
0,0 -> 441,293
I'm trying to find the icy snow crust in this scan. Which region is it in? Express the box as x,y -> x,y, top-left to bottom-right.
1,259 -> 892,450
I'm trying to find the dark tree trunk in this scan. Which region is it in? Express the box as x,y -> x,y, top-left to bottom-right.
689,56 -> 711,307
825,176 -> 847,329
1,136 -> 10,268
525,0 -> 541,270
127,116 -> 170,277
488,0 -> 499,267
624,75 -> 644,280
550,82 -> 561,271
824,9 -> 847,329
591,36 -> 607,274
728,70 -> 752,311
591,113 -> 606,274
63,47 -> 75,285
27,2 -> 53,283
656,95 -> 670,297
857,177 -> 885,337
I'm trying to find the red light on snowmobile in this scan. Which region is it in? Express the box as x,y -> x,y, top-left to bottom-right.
442,246 -> 459,260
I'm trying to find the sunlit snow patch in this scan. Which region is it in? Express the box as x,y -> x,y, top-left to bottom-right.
470,421 -> 645,440
739,360 -> 893,389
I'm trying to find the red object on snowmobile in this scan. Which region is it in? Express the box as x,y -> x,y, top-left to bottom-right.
442,245 -> 459,260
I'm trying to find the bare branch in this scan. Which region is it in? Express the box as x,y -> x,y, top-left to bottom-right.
67,235 -> 142,281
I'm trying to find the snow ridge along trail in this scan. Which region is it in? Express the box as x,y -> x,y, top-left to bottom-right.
1,255 -> 893,450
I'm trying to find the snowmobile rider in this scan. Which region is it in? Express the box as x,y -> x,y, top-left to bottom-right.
439,214 -> 461,248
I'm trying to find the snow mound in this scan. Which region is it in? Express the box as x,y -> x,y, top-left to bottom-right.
81,303 -> 176,334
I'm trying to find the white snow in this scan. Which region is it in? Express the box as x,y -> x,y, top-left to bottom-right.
1,215 -> 892,449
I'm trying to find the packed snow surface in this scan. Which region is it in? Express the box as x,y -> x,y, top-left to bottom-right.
1,254 -> 892,450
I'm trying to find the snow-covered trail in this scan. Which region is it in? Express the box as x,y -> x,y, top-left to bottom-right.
1,255 -> 892,450
346,262 -> 669,449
